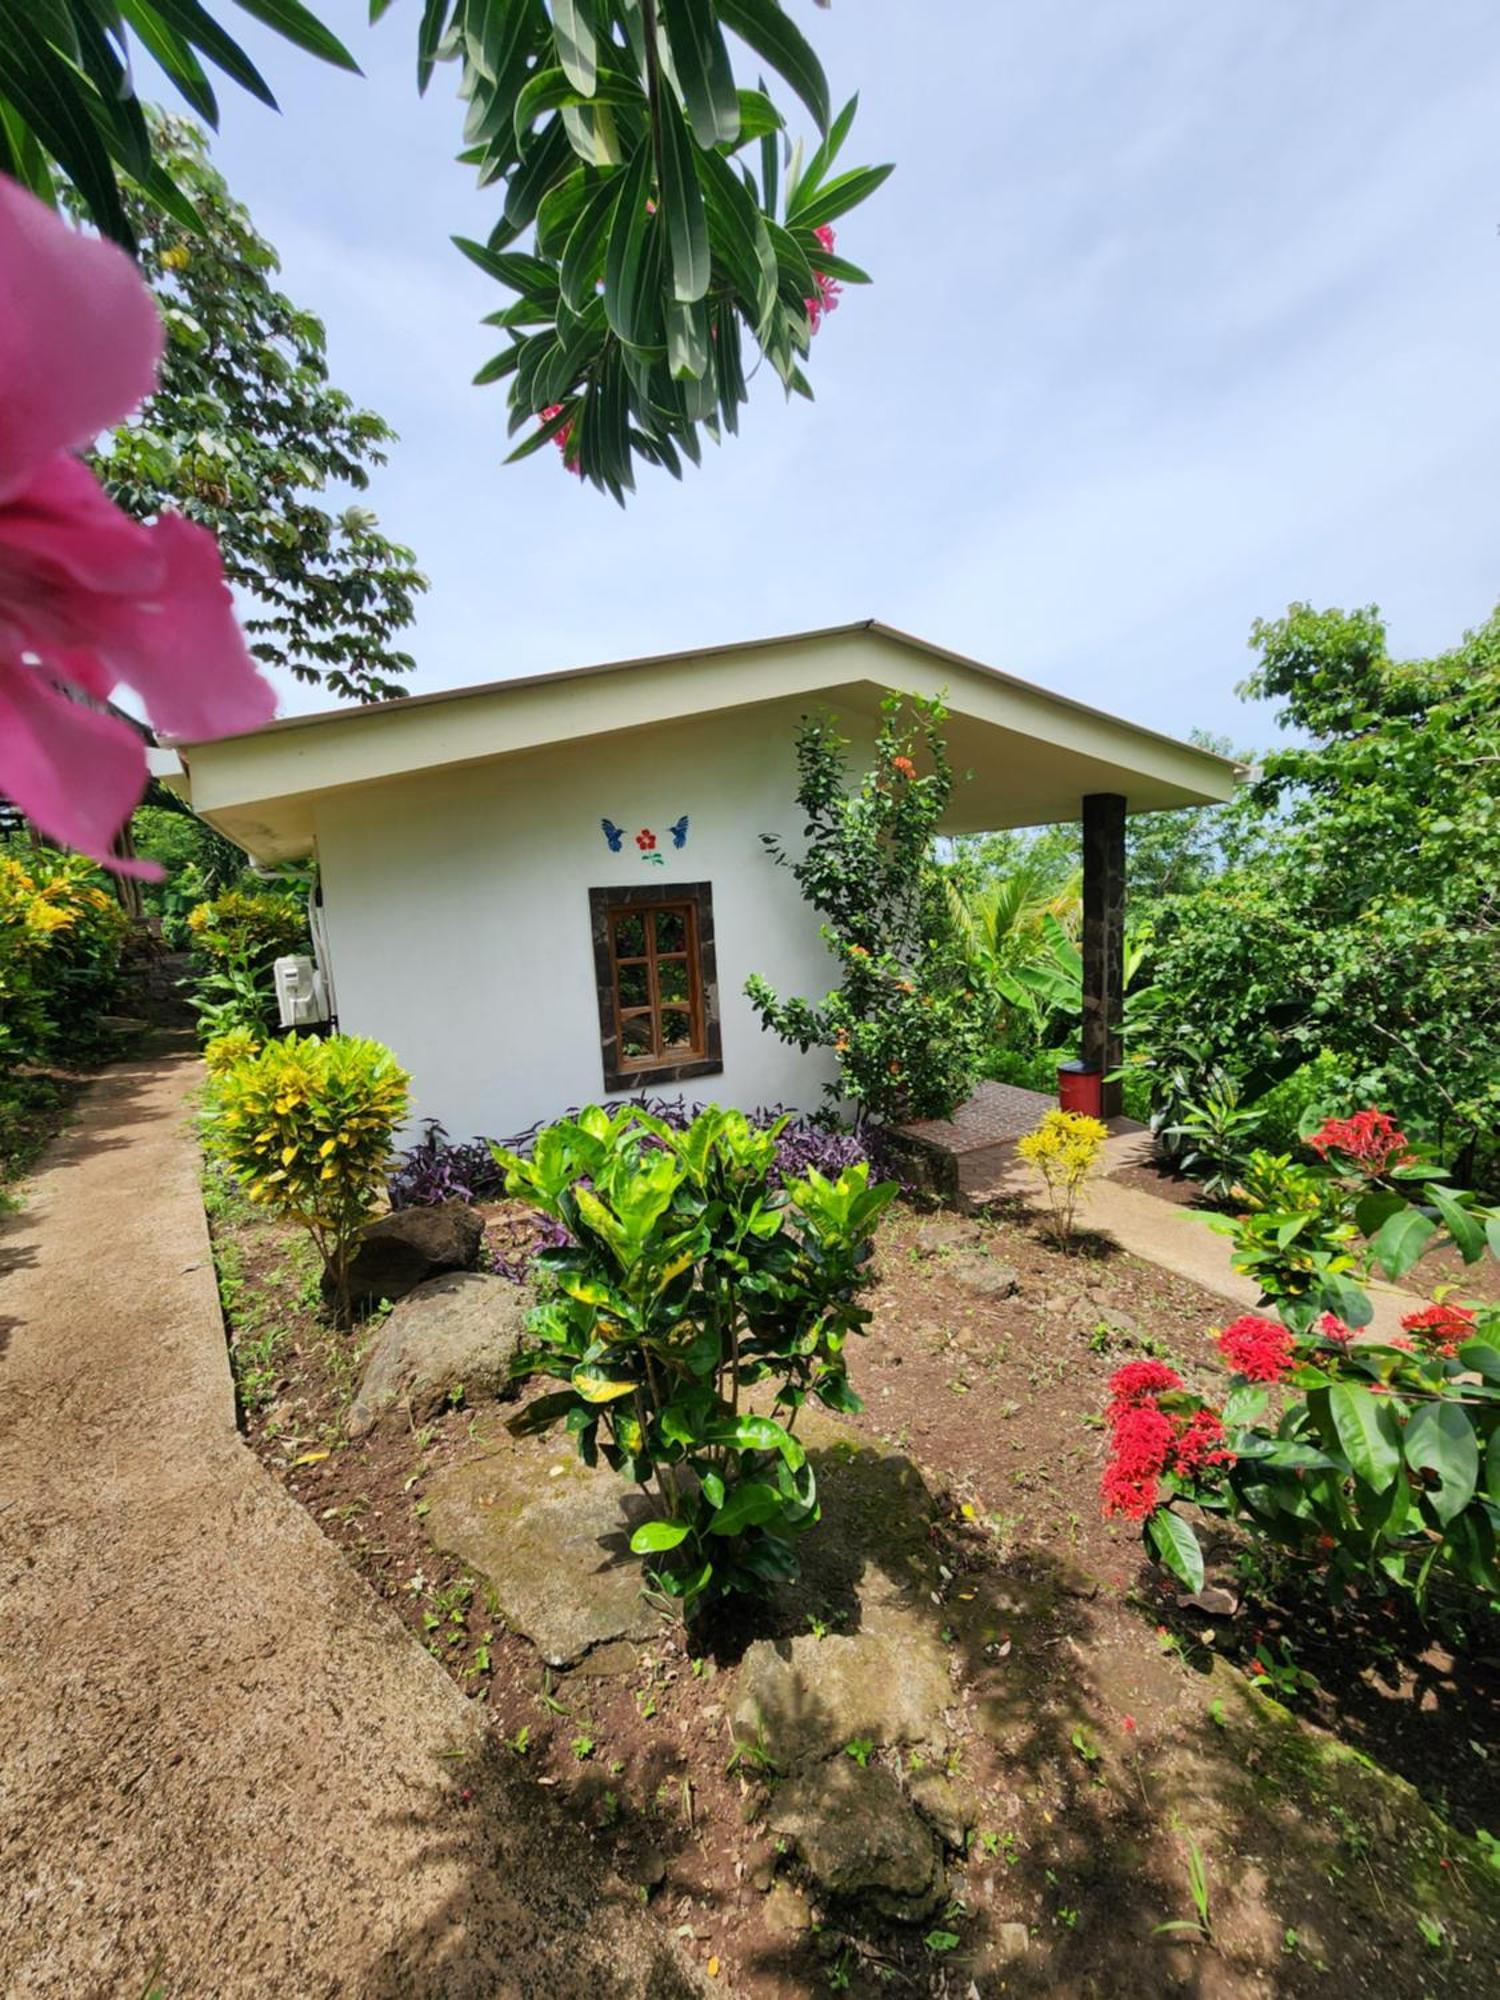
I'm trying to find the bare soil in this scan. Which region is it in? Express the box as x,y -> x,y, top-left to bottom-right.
212,1178 -> 1500,1999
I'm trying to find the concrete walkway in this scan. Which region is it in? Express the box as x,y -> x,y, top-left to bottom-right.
0,1040 -> 704,1999
970,1123 -> 1416,1341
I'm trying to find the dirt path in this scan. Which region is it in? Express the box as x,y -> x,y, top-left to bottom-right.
0,1038 -> 705,2000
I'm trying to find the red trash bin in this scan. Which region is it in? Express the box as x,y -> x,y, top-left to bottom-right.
1057,1060 -> 1103,1118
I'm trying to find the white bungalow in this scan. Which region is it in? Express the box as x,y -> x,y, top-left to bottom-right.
172,622 -> 1239,1143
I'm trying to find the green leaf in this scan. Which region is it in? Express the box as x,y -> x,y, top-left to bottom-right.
659,0 -> 740,147
704,1413 -> 806,1468
1147,1509 -> 1204,1592
1404,1401 -> 1479,1526
1428,1181 -> 1487,1263
1222,1384 -> 1270,1428
1368,1204 -> 1436,1282
0,16 -> 131,246
630,1517 -> 692,1553
785,160 -> 893,232
140,0 -> 281,106
553,0 -> 598,94
656,83 -> 711,303
602,140 -> 659,347
231,0 -> 361,71
717,0 -> 830,132
571,1365 -> 638,1403
452,235 -> 559,293
1314,1273 -> 1373,1329
118,3 -> 220,124
708,1479 -> 782,1536
560,170 -> 624,311
1327,1382 -> 1401,1493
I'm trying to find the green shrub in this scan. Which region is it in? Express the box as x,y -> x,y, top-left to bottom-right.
203,1026 -> 262,1077
495,1103 -> 898,1621
1104,1106 -> 1500,1610
185,887 -> 309,1040
746,697 -> 993,1124
0,847 -> 129,1067
1244,1052 -> 1344,1155
1016,1107 -> 1109,1248
202,1033 -> 410,1325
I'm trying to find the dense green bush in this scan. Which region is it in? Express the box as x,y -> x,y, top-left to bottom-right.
747,697 -> 993,1123
130,803 -> 255,949
185,887 -> 310,1040
496,1103 -> 897,1621
202,1032 -> 410,1326
0,847 -> 129,1070
1133,603 -> 1500,1188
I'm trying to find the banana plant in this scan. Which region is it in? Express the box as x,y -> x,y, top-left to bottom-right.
991,911 -> 1155,1041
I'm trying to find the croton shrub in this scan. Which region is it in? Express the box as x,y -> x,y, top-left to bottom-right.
1103,1109 -> 1500,1607
203,1032 -> 410,1327
494,1103 -> 896,1620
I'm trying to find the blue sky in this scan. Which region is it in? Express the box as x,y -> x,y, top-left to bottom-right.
163,0 -> 1500,746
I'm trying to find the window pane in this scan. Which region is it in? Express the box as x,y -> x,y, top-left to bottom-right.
655,908 -> 686,954
617,962 -> 650,1009
620,1013 -> 655,1059
657,957 -> 689,1003
613,912 -> 646,958
660,1007 -> 695,1054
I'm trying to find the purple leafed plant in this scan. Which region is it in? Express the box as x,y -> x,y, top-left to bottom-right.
387,1119 -> 507,1209
388,1101 -> 903,1285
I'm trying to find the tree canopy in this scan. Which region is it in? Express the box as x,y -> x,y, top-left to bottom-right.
3,1 -> 886,498
87,116 -> 427,704
1143,602 -> 1500,1177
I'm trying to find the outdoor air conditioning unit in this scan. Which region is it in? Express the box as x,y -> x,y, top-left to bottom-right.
273,954 -> 330,1030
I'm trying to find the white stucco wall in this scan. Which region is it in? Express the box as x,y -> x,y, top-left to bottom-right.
311,703 -> 842,1143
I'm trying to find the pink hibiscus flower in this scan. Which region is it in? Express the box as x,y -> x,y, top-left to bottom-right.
0,174 -> 274,871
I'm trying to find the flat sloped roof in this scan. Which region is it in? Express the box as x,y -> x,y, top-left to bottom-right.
179,620 -> 1242,861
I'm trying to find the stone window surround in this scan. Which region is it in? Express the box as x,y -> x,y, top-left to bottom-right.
588,880 -> 723,1094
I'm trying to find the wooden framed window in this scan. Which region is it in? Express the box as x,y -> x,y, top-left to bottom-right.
589,881 -> 722,1092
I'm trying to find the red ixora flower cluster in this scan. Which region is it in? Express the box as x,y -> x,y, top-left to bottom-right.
806,224 -> 842,334
537,403 -> 581,476
1318,1312 -> 1356,1347
1101,1361 -> 1232,1521
890,754 -> 916,780
1307,1108 -> 1413,1175
1399,1301 -> 1477,1358
1215,1314 -> 1296,1384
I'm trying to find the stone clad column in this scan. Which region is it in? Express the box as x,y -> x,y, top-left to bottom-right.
1082,793 -> 1126,1119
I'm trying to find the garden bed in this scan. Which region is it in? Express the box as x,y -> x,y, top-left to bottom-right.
207,1173 -> 1500,1998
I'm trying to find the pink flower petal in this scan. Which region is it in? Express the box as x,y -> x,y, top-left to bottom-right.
75,511 -> 276,741
0,657 -> 149,864
0,454 -> 160,658
0,175 -> 163,496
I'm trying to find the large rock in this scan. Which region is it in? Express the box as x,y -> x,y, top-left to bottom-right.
423,1435 -> 661,1666
337,1199 -> 484,1307
346,1272 -> 529,1437
732,1621 -> 952,1768
946,1250 -> 1021,1300
768,1759 -> 944,1921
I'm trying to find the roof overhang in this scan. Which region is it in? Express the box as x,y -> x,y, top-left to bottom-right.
176,621 -> 1242,863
